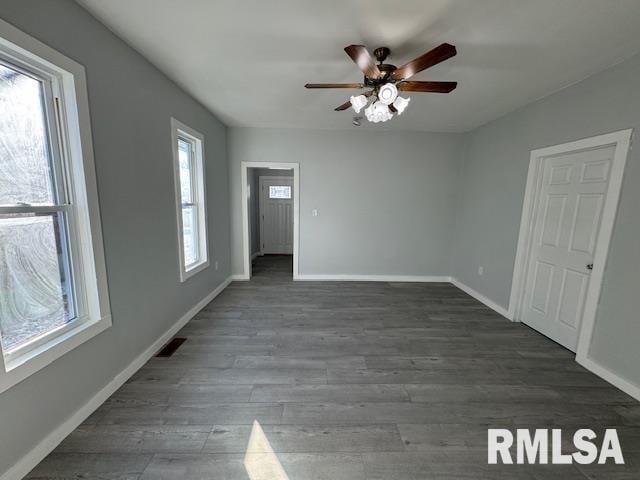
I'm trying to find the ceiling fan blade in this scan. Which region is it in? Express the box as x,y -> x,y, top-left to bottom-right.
398,81 -> 458,93
391,43 -> 457,81
344,45 -> 382,79
334,101 -> 352,111
305,83 -> 364,89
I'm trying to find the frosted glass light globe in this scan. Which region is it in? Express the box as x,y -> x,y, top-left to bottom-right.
378,83 -> 398,105
350,94 -> 368,114
393,96 -> 410,115
365,101 -> 392,123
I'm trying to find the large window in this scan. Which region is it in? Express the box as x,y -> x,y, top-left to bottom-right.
0,19 -> 110,392
0,61 -> 76,353
171,118 -> 208,281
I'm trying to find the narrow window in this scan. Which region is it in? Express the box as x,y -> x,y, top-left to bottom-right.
0,20 -> 110,391
171,119 -> 208,281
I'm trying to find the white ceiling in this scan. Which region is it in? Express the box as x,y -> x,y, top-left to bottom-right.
76,0 -> 640,132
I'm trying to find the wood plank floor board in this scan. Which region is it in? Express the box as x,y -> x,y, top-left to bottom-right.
327,368 -> 518,385
250,384 -> 411,403
103,384 -> 254,408
98,403 -> 285,426
233,354 -> 367,369
361,451 -> 539,480
138,453 -> 366,480
281,401 -> 626,426
404,383 -> 563,403
203,424 -> 405,453
26,453 -> 152,479
55,425 -> 212,454
143,353 -> 237,368
397,423 -> 488,451
26,255 -> 638,479
363,354 -> 500,370
181,367 -> 328,385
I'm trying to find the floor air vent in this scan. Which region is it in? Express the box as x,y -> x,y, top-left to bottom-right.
156,337 -> 187,357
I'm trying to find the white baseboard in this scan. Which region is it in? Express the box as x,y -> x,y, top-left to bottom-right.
2,276 -> 232,480
576,354 -> 640,402
295,274 -> 452,283
231,274 -> 249,281
450,278 -> 511,319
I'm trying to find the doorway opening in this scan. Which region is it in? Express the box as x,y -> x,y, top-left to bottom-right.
241,162 -> 299,280
509,129 -> 632,357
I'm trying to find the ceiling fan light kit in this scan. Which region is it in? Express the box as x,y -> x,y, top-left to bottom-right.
304,43 -> 457,124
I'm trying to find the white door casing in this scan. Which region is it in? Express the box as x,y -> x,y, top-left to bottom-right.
510,129 -> 632,355
259,176 -> 294,254
240,162 -> 299,281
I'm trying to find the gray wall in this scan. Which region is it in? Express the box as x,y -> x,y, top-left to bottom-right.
0,0 -> 230,474
453,53 -> 640,386
229,128 -> 464,277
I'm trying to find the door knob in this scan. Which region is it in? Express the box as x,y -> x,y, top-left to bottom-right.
586,263 -> 593,271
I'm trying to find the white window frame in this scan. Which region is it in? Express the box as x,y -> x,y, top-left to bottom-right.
170,118 -> 208,282
0,19 -> 110,394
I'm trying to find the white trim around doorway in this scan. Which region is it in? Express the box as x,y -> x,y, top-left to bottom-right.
507,129 -> 636,398
240,162 -> 300,280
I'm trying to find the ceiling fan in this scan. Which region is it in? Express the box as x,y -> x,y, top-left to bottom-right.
305,43 -> 457,123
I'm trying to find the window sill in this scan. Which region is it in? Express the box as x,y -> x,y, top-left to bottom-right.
180,260 -> 210,283
0,315 -> 112,394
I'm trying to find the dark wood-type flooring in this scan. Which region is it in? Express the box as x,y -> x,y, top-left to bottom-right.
27,255 -> 639,479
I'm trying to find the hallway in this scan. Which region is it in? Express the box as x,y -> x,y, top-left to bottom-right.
27,256 -> 639,479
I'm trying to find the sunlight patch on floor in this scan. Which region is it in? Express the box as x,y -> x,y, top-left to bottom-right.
244,420 -> 290,480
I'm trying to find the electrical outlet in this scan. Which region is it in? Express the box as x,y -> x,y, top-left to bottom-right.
215,260 -> 219,270
312,209 -> 318,217
478,266 -> 484,276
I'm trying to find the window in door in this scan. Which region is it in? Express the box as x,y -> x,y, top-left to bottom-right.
269,185 -> 291,199
171,118 -> 208,281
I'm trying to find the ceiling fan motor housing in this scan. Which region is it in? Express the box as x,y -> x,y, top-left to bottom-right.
364,47 -> 397,86
365,65 -> 397,86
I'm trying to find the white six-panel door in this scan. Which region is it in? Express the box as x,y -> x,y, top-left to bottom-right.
259,176 -> 294,254
521,144 -> 616,351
